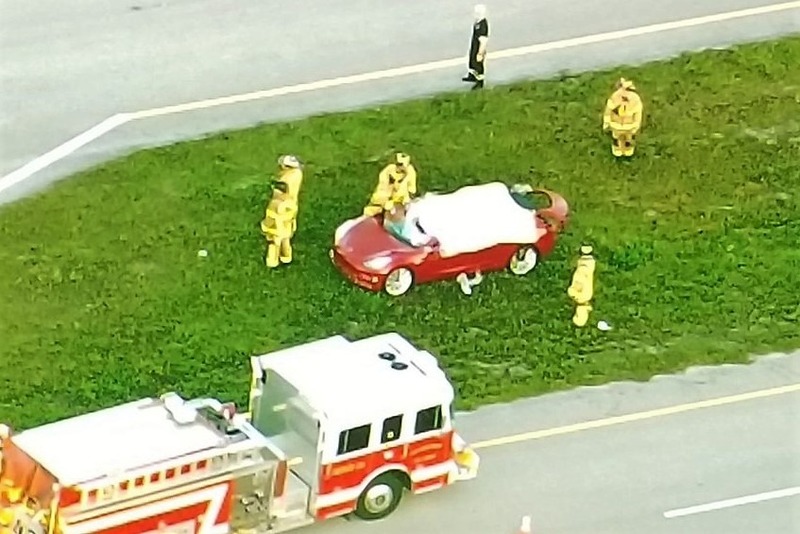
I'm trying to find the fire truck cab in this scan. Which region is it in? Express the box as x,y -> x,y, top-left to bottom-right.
0,332 -> 479,534
248,332 -> 479,522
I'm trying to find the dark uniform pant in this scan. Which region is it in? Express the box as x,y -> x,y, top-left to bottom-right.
469,54 -> 485,81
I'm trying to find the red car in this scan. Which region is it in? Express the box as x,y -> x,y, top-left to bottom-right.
329,182 -> 569,296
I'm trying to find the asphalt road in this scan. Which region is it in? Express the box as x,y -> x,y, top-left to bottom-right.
1,0 -> 799,203
312,351 -> 800,534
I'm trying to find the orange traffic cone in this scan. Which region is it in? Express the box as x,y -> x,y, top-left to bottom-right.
517,515 -> 532,533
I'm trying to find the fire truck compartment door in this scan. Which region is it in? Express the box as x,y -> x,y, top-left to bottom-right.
248,365 -> 321,490
231,465 -> 276,531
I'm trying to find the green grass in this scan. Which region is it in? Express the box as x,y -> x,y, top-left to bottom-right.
2,37 -> 799,430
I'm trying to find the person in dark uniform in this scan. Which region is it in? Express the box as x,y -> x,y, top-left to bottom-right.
462,4 -> 489,89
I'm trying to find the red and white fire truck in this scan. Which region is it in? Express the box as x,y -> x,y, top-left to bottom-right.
0,332 -> 480,534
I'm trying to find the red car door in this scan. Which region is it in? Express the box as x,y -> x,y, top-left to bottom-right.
413,243 -> 519,283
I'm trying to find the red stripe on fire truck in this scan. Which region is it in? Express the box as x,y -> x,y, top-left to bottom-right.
65,482 -> 231,534
318,430 -> 454,496
314,499 -> 359,521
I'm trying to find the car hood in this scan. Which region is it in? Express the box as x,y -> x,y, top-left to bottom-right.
334,216 -> 424,270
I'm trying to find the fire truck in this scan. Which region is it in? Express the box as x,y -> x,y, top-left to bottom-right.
0,332 -> 480,534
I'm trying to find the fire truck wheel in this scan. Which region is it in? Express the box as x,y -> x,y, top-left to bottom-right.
354,472 -> 406,520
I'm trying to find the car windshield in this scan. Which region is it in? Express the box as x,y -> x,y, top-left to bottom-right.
383,216 -> 428,248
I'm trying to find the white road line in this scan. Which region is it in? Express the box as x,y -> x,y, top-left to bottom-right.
663,486 -> 800,518
1,0 -> 799,195
0,113 -> 133,195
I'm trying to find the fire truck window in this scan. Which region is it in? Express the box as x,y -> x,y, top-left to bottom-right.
415,405 -> 443,434
381,414 -> 403,443
337,423 -> 371,455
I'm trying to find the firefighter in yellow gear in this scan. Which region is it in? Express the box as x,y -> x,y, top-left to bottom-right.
0,484 -> 24,534
0,495 -> 38,534
0,509 -> 13,534
567,245 -> 596,327
260,184 -> 298,268
364,153 -> 418,216
275,155 -> 303,204
602,78 -> 643,157
272,155 -> 303,234
0,477 -> 22,507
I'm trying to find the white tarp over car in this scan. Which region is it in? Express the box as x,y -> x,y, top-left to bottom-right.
405,182 -> 544,257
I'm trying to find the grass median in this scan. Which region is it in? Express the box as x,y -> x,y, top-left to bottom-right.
2,37 -> 799,429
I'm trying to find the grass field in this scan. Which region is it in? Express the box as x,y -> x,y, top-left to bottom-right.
2,37 -> 799,430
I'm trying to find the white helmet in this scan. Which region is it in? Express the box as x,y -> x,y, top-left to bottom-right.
278,155 -> 301,169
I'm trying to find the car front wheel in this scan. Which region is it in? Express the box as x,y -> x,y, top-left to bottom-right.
509,246 -> 539,275
384,267 -> 414,296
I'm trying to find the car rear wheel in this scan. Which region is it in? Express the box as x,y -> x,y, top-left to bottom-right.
509,246 -> 539,275
384,268 -> 414,296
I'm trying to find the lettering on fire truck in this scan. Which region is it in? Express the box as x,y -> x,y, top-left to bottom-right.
0,332 -> 480,534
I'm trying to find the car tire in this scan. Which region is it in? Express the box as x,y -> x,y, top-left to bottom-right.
354,473 -> 405,521
509,246 -> 539,275
384,267 -> 414,296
